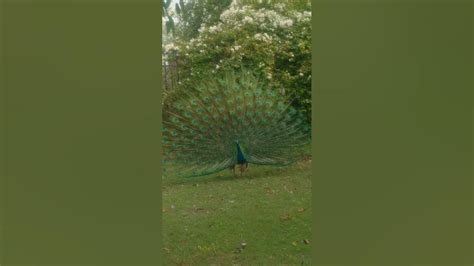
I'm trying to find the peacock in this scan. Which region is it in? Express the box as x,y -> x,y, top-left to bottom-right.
163,70 -> 310,178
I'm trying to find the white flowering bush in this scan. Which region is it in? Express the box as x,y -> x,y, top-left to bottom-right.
164,2 -> 312,121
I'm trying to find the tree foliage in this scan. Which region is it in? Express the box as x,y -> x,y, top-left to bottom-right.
174,0 -> 233,41
164,1 -> 312,122
162,0 -> 176,35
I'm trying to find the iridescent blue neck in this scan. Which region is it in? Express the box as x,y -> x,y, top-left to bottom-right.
235,141 -> 247,164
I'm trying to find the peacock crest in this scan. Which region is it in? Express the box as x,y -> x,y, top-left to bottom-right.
163,70 -> 310,178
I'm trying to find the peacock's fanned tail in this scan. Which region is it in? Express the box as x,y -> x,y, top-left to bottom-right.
163,70 -> 310,178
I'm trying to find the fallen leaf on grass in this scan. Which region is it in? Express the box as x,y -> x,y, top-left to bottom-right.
280,213 -> 292,221
303,239 -> 310,245
298,208 -> 306,212
234,242 -> 247,253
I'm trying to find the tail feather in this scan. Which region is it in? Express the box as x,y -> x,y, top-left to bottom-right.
163,69 -> 310,177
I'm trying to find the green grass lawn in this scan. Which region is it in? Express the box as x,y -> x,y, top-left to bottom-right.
162,154 -> 312,265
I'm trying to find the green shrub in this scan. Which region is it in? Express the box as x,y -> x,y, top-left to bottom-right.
164,2 -> 311,122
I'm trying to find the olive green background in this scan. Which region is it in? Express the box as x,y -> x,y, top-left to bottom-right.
0,0 -> 162,264
0,0 -> 472,265
312,1 -> 472,265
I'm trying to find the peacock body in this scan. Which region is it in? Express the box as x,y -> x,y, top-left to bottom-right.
163,70 -> 310,178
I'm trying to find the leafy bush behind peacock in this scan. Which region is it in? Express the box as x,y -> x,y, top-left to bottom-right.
163,1 -> 312,123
